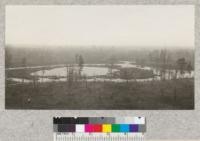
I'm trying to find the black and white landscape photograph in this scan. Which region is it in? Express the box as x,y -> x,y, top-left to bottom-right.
5,6 -> 194,109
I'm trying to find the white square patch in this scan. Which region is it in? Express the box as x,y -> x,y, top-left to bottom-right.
76,124 -> 85,132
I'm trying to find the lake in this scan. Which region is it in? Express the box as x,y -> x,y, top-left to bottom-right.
7,61 -> 194,83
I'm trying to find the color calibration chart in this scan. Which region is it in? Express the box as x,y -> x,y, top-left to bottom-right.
53,117 -> 146,141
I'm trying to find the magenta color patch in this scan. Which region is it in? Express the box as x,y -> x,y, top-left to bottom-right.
85,124 -> 93,132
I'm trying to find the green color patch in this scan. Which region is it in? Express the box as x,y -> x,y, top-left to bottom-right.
112,124 -> 120,132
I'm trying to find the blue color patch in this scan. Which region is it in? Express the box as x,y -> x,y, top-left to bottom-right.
129,124 -> 139,132
120,124 -> 129,132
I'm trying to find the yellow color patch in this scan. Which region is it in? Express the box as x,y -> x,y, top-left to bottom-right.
102,124 -> 112,132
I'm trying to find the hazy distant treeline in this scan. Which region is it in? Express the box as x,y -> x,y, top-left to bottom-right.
5,46 -> 194,69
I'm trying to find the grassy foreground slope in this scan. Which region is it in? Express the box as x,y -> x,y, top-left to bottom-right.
5,78 -> 194,109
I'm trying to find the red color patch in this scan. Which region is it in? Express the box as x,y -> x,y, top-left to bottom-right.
93,124 -> 102,132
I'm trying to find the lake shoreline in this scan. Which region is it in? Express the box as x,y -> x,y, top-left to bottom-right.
6,61 -> 194,84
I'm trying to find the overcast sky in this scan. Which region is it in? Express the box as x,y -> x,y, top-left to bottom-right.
5,5 -> 194,49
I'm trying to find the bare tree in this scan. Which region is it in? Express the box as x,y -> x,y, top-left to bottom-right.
40,50 -> 46,83
176,58 -> 187,78
159,49 -> 167,80
150,50 -> 160,79
32,75 -> 37,89
174,68 -> 178,80
166,53 -> 172,80
21,57 -> 27,84
186,61 -> 193,77
66,64 -> 75,88
108,55 -> 116,79
78,55 -> 84,78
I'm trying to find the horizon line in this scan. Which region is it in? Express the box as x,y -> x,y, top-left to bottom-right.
5,44 -> 194,49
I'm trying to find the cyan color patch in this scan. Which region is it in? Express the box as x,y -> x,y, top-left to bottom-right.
120,124 -> 129,132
